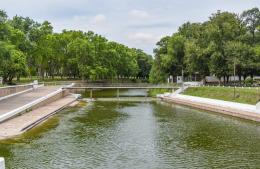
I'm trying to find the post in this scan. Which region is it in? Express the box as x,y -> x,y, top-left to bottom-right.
182,67 -> 184,91
233,61 -> 236,99
117,88 -> 119,99
90,89 -> 93,99
0,157 -> 5,169
257,87 -> 259,102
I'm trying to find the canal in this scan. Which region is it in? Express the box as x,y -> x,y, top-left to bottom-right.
0,89 -> 260,168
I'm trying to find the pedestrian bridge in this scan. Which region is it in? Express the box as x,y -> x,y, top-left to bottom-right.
63,84 -> 179,89
63,84 -> 179,99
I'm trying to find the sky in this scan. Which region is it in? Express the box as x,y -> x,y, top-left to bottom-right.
0,0 -> 259,55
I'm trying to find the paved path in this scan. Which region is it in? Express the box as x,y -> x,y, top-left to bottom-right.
160,94 -> 260,122
0,86 -> 61,116
0,95 -> 76,140
173,94 -> 258,113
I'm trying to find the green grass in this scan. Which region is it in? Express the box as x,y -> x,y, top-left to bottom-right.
183,87 -> 260,105
148,89 -> 172,97
12,76 -> 80,84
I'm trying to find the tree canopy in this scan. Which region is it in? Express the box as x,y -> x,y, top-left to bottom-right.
0,10 -> 152,84
150,8 -> 260,83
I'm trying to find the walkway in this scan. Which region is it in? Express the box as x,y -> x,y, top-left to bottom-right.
0,86 -> 61,116
0,95 -> 77,140
160,94 -> 260,122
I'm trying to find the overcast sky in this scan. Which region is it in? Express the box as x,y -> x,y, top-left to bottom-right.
0,0 -> 259,54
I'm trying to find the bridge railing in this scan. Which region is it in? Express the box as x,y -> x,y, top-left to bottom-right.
73,83 -> 178,88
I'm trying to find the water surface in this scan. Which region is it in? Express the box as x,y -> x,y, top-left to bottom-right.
0,90 -> 260,168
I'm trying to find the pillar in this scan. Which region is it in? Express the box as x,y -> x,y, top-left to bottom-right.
117,88 -> 119,99
90,89 -> 93,99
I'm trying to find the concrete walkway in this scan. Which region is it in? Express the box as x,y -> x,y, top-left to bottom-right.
0,86 -> 61,116
160,94 -> 260,122
0,95 -> 76,140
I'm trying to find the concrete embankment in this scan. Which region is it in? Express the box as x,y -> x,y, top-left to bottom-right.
159,94 -> 260,122
0,83 -> 80,140
0,86 -> 64,123
0,84 -> 34,101
0,95 -> 77,140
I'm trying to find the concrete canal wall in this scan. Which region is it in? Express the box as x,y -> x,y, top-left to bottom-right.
0,158 -> 4,169
0,83 -> 79,140
0,95 -> 78,140
0,86 -> 71,123
159,94 -> 260,122
0,84 -> 34,99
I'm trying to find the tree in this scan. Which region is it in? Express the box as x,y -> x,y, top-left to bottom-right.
242,7 -> 260,45
206,11 -> 243,83
184,40 -> 210,78
149,36 -> 170,83
135,49 -> 152,79
224,41 -> 254,81
0,42 -> 28,84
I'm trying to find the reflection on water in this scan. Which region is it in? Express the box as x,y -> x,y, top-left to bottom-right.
81,89 -> 148,98
0,89 -> 260,168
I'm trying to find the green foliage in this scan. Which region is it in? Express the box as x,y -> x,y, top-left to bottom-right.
150,8 -> 260,83
0,10 -> 152,84
244,77 -> 254,86
148,88 -> 171,97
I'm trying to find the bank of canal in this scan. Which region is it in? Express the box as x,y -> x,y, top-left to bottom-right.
0,89 -> 260,168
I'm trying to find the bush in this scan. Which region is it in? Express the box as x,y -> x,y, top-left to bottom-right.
244,77 -> 254,86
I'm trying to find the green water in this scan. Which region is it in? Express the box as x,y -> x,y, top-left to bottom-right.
0,90 -> 260,168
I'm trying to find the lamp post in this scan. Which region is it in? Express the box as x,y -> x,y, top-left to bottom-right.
233,61 -> 236,99
181,66 -> 184,91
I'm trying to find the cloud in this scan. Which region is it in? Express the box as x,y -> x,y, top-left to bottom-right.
73,14 -> 106,24
127,32 -> 161,44
127,22 -> 175,29
91,14 -> 106,24
129,9 -> 150,19
73,15 -> 89,21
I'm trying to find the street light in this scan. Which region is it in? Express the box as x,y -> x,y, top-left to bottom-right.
233,60 -> 236,99
182,67 -> 184,91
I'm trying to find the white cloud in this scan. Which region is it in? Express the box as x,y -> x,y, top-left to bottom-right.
127,32 -> 161,44
73,14 -> 106,24
91,14 -> 106,24
73,15 -> 89,21
129,9 -> 150,19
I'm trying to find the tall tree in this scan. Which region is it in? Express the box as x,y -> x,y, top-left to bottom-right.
242,7 -> 260,45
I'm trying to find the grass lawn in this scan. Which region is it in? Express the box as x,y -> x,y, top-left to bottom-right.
12,76 -> 80,84
148,89 -> 172,97
183,86 -> 260,105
